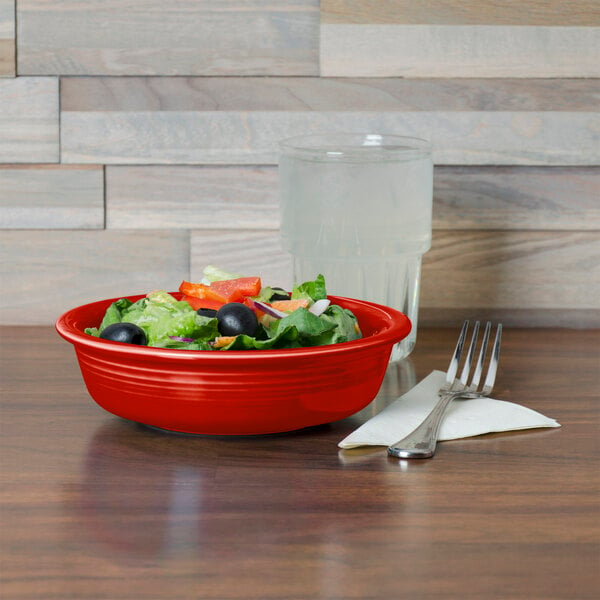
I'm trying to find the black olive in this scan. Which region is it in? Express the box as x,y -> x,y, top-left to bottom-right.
269,287 -> 290,301
197,308 -> 218,318
216,303 -> 258,337
99,322 -> 147,345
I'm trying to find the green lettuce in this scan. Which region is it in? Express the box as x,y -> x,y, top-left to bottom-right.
86,291 -> 219,347
291,274 -> 327,302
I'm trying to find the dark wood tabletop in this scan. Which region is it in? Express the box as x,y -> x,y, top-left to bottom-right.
1,325 -> 598,599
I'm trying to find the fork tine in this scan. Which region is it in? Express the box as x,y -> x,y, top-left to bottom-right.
445,320 -> 469,389
482,324 -> 502,395
459,321 -> 480,386
470,321 -> 491,390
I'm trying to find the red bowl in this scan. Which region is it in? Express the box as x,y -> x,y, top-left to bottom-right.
56,294 -> 411,435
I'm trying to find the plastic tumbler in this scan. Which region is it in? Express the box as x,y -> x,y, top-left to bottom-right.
278,133 -> 433,361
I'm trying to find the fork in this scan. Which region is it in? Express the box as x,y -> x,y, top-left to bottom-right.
388,320 -> 502,459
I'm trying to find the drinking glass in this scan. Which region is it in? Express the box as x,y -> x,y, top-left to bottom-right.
278,133 -> 433,361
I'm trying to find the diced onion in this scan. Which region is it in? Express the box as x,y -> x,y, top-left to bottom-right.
308,299 -> 330,316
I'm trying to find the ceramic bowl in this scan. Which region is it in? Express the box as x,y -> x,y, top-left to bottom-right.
56,294 -> 411,435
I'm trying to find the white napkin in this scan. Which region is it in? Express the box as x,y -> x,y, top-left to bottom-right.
339,370 -> 560,449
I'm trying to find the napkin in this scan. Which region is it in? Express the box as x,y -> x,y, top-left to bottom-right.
339,370 -> 560,449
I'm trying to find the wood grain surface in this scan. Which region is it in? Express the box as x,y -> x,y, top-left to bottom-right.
0,77 -> 59,162
0,165 -> 104,228
17,0 -> 319,75
60,76 -> 600,112
321,0 -> 600,26
1,325 -> 598,599
420,230 -> 600,315
321,23 -> 600,77
61,111 -> 599,166
0,230 -> 189,324
106,165 -> 279,230
106,165 -> 600,231
432,166 -> 600,230
60,77 -> 600,166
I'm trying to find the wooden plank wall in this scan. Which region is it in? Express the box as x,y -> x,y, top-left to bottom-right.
1,1 -> 599,327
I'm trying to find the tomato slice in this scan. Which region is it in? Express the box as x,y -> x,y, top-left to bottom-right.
180,277 -> 261,304
181,294 -> 224,311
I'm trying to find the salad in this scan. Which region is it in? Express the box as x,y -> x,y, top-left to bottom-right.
86,266 -> 362,351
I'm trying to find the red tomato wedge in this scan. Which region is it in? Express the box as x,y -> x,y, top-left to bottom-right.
179,277 -> 262,304
181,294 -> 224,311
206,277 -> 262,303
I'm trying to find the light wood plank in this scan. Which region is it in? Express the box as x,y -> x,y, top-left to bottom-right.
106,165 -> 600,231
0,230 -> 190,325
190,229 -> 293,291
321,0 -> 600,26
0,165 -> 104,229
0,0 -> 15,76
61,110 -> 600,166
420,231 -> 600,313
17,0 -> 319,76
320,24 -> 600,77
0,77 -> 59,162
60,77 -> 600,166
433,167 -> 600,230
106,166 -> 278,230
61,77 -> 599,112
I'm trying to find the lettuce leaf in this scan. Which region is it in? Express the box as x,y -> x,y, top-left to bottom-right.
201,265 -> 241,284
316,304 -> 362,344
291,274 -> 327,302
86,291 -> 219,347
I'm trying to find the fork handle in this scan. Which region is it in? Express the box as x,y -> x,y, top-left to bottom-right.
388,391 -> 460,458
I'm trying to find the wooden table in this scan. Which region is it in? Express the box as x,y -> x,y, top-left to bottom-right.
1,326 -> 598,599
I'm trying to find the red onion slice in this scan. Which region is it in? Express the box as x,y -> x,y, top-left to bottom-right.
251,300 -> 287,319
308,299 -> 330,316
169,336 -> 195,343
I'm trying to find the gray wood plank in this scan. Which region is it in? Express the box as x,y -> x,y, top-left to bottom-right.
61,77 -> 600,112
106,166 -> 278,230
61,109 -> 600,166
18,0 -> 319,76
0,77 -> 59,162
320,24 -> 600,77
61,78 -> 600,166
106,165 -> 600,231
0,165 -> 104,229
420,230 -> 600,313
0,230 -> 190,325
433,167 -> 600,230
0,0 -> 14,76
321,0 -> 600,26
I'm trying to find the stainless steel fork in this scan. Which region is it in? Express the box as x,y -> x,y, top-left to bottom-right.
388,320 -> 502,459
